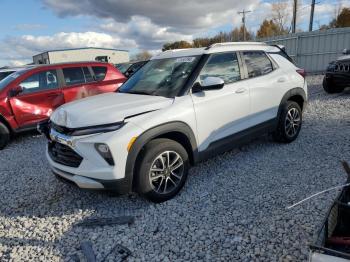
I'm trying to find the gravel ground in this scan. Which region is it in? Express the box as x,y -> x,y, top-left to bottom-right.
0,75 -> 349,262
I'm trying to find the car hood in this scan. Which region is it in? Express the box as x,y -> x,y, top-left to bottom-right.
51,92 -> 174,128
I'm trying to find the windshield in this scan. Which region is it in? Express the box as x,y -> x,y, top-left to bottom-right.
0,71 -> 15,82
119,56 -> 200,98
0,70 -> 27,91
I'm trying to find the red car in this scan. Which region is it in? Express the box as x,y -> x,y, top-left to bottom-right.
0,62 -> 126,149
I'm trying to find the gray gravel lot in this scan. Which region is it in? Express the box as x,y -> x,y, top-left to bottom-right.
0,75 -> 349,261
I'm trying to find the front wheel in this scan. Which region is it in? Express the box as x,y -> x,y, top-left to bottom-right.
273,101 -> 302,143
136,138 -> 189,203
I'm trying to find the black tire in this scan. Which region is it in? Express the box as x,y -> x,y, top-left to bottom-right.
323,76 -> 344,94
273,101 -> 302,143
136,138 -> 189,203
0,122 -> 10,150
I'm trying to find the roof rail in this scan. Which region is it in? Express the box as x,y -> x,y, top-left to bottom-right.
205,41 -> 267,50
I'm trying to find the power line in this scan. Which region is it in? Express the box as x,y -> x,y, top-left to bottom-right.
238,10 -> 252,41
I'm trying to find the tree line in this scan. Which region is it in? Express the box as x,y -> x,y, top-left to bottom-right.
162,6 -> 350,51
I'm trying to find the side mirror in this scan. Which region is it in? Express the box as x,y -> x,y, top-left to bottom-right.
9,86 -> 23,97
193,77 -> 225,93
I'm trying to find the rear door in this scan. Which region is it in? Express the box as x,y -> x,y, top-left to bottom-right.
240,51 -> 288,126
9,69 -> 64,128
61,66 -> 89,103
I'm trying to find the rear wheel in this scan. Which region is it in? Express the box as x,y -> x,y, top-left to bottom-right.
273,101 -> 302,143
323,76 -> 344,94
0,122 -> 10,150
136,138 -> 189,203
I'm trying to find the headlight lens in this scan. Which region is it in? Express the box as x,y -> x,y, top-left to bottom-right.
95,143 -> 114,166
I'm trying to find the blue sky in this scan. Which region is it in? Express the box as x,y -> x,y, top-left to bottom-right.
0,0 -> 348,66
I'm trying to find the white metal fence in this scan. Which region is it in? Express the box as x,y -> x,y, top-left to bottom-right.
259,27 -> 350,74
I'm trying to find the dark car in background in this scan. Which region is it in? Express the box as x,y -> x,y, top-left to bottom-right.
0,61 -> 126,149
323,49 -> 350,93
115,60 -> 148,78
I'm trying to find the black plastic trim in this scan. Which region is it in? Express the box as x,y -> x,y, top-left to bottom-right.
277,87 -> 307,120
124,121 -> 198,192
197,118 -> 277,162
51,121 -> 124,136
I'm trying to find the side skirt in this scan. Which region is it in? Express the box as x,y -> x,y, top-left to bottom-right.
197,118 -> 277,163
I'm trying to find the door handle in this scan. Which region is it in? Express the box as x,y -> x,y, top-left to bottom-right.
277,77 -> 287,83
235,88 -> 247,94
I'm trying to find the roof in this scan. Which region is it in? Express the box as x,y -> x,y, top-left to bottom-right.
34,47 -> 128,56
34,61 -> 113,68
152,42 -> 275,60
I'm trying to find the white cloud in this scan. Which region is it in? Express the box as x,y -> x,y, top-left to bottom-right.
0,31 -> 137,66
100,16 -> 193,49
42,0 -> 261,32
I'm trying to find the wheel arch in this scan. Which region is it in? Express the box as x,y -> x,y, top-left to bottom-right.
0,113 -> 12,133
125,121 -> 198,192
278,88 -> 307,119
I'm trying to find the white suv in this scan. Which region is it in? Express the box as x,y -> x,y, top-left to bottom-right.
44,42 -> 308,202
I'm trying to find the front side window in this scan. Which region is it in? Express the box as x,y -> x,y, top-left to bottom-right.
243,51 -> 273,78
199,52 -> 241,84
119,56 -> 200,98
63,67 -> 85,86
20,70 -> 58,94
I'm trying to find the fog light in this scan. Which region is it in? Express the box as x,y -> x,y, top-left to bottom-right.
95,143 -> 114,166
97,144 -> 109,153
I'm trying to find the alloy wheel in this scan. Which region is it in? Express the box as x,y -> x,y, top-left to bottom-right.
148,151 -> 184,194
285,107 -> 301,137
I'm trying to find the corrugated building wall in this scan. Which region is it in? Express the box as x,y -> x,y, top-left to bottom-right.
259,27 -> 350,74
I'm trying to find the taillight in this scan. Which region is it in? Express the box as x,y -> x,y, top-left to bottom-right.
296,69 -> 306,78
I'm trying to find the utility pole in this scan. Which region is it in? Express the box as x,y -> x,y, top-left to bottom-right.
309,0 -> 316,31
292,0 -> 298,33
238,10 -> 251,41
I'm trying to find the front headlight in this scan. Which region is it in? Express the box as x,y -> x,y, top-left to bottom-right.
67,122 -> 124,136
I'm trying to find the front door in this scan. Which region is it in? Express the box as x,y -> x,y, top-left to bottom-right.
191,52 -> 251,152
10,69 -> 64,128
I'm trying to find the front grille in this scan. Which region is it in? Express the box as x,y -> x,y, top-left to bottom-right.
48,141 -> 83,168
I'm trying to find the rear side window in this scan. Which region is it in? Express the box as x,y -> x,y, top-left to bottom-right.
92,66 -> 107,81
242,51 -> 273,78
199,52 -> 241,84
63,67 -> 85,86
83,67 -> 94,83
20,70 -> 58,94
